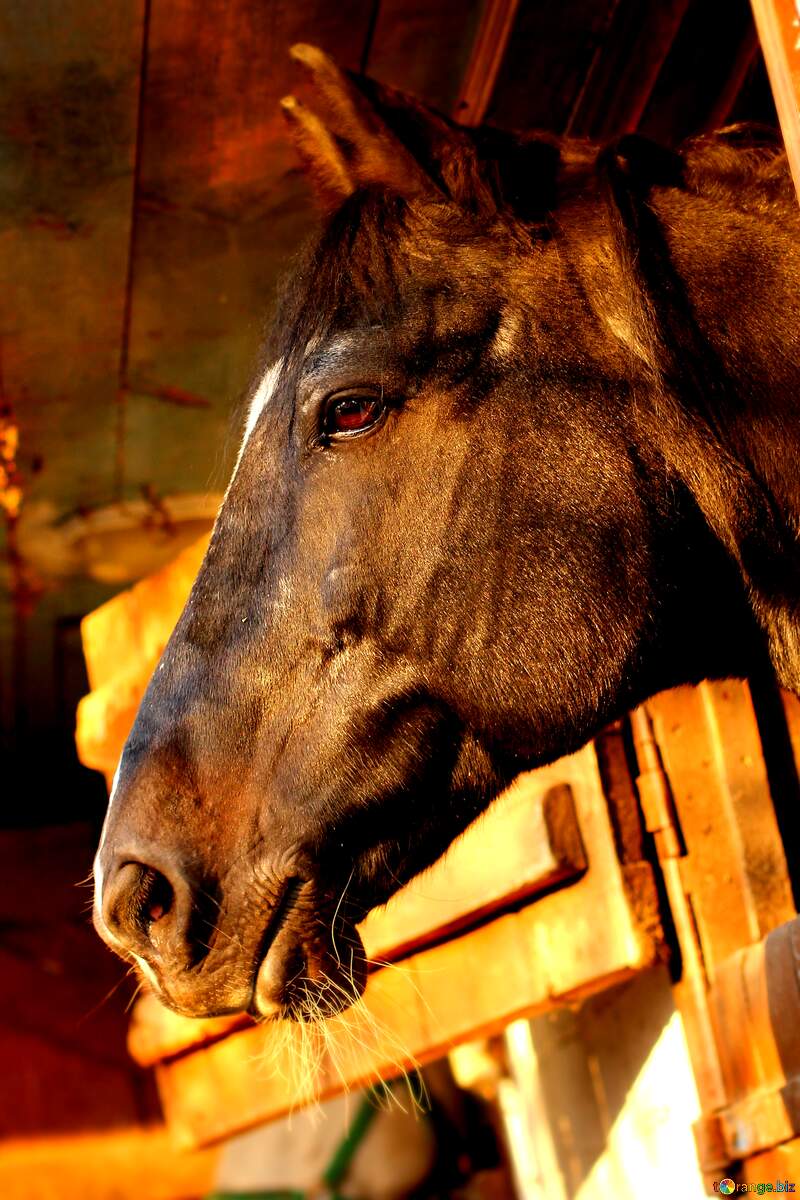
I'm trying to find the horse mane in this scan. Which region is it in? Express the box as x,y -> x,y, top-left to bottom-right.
266,118 -> 792,391
681,126 -> 793,210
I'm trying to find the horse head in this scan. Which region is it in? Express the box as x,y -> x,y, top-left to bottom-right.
93,47 -> 790,1020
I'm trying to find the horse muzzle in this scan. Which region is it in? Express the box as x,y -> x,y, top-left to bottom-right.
94,846 -> 367,1021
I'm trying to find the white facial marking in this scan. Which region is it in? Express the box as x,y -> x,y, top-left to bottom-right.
132,954 -> 160,989
236,334 -> 360,480
93,761 -> 123,939
242,359 -> 283,449
492,308 -> 522,360
271,573 -> 293,614
226,359 -> 285,494
604,314 -> 655,367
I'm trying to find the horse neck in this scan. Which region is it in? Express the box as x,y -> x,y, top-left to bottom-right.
656,182 -> 800,522
644,180 -> 800,690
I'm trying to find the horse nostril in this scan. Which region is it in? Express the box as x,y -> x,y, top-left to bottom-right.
139,867 -> 173,925
101,859 -> 177,949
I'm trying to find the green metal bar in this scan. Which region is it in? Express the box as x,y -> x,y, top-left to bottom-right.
204,1191 -> 306,1200
320,1088 -> 385,1190
208,1081 -> 413,1200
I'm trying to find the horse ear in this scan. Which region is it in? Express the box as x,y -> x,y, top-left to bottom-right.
281,44 -> 437,208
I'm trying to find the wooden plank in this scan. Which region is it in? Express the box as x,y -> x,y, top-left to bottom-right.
708,935 -> 785,1106
360,774 -> 585,963
566,0 -> 690,137
645,681 -> 795,974
366,0 -> 487,118
484,0 -> 617,134
80,532 -> 207,692
751,0 -> 800,203
647,691 -> 762,960
76,534 -> 209,775
146,743 -> 661,1145
129,996 -> 245,1070
0,1125 -> 218,1200
453,0 -> 520,126
783,688 -> 800,775
525,967 -> 706,1198
748,678 -> 800,910
120,0 -> 378,498
700,679 -> 795,937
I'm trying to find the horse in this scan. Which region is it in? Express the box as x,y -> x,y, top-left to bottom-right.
92,44 -> 800,1023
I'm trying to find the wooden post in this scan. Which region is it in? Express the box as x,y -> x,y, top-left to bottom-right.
750,0 -> 800,202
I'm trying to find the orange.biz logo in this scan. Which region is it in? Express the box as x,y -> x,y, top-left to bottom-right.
713,1183 -> 797,1194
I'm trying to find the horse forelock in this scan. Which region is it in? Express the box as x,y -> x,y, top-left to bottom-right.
267,186 -> 525,369
237,127 -> 793,475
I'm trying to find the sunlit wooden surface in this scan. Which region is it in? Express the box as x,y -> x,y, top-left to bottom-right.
0,1126 -> 217,1200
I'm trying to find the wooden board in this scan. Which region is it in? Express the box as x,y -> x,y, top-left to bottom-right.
121,0 -> 379,498
76,533 -> 210,778
0,1125 -> 217,1200
751,0 -> 800,202
359,773 -> 586,963
133,741 -> 662,1146
694,916 -> 800,1169
645,680 -> 795,974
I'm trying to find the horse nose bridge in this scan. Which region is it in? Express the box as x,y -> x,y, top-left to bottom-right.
98,723 -> 210,855
96,717 -> 264,911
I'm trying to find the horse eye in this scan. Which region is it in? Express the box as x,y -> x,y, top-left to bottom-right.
323,389 -> 385,439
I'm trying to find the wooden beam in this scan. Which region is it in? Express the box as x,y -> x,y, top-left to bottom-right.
639,679 -> 800,1177
358,775 -> 586,964
453,0 -> 521,125
120,0 -> 379,500
566,0 -> 691,138
694,917 -> 800,1168
644,680 -> 795,974
0,1125 -> 217,1200
751,0 -> 800,203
